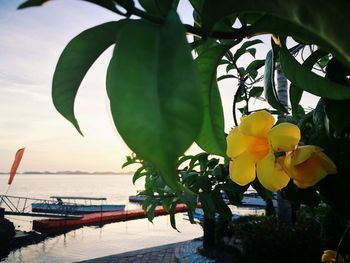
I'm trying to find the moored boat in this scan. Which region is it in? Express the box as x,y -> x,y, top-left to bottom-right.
31,196 -> 125,214
238,192 -> 277,208
128,195 -> 147,203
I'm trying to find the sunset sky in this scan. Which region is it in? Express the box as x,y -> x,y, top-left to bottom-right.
0,1 -> 316,173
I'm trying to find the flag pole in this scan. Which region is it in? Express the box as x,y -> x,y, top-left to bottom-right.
1,148 -> 25,206
0,185 -> 11,206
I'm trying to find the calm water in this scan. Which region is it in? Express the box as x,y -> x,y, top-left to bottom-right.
0,174 -> 203,263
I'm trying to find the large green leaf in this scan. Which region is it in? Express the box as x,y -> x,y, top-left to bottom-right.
280,47 -> 350,100
324,58 -> 350,135
264,50 -> 288,113
52,21 -> 122,134
246,15 -> 332,54
107,14 -> 202,189
200,0 -> 350,68
195,45 -> 232,157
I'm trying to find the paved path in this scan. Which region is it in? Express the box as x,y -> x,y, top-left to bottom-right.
75,242 -> 184,263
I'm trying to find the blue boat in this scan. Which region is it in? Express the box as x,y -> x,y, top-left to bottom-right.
31,196 -> 125,214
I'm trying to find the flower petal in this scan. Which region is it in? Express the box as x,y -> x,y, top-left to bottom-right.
248,136 -> 269,160
229,154 -> 256,186
315,151 -> 337,174
226,127 -> 251,158
239,110 -> 275,137
290,155 -> 328,188
257,152 -> 290,192
287,145 -> 319,166
321,250 -> 337,263
284,146 -> 337,189
268,122 -> 300,152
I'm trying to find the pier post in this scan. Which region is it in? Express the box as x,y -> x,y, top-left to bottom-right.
0,208 -> 15,244
0,208 -> 4,219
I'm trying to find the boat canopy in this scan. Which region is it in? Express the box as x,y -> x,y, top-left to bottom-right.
50,196 -> 107,201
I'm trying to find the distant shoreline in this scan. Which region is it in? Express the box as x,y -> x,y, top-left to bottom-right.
0,171 -> 133,175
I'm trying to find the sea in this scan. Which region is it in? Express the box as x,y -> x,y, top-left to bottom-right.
0,173 -> 263,263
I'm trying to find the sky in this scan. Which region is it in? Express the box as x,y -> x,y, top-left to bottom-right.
0,1 -> 317,173
0,0 -> 134,172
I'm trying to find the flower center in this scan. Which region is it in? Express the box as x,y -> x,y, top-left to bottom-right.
249,137 -> 269,160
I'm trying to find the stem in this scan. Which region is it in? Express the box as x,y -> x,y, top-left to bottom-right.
232,81 -> 246,126
336,221 -> 350,263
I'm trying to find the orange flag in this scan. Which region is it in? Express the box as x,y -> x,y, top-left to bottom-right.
8,148 -> 25,185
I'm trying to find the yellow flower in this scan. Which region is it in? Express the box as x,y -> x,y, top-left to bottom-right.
321,250 -> 344,263
226,110 -> 300,192
284,145 -> 337,188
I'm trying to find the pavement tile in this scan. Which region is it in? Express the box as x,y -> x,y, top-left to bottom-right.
75,241 -> 185,263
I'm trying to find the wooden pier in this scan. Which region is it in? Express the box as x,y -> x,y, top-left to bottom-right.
33,204 -> 189,233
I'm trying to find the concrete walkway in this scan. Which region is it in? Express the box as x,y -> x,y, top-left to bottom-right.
75,242 -> 184,263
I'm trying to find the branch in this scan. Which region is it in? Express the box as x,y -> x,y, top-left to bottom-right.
121,3 -> 249,40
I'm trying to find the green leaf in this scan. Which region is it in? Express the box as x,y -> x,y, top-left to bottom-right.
249,86 -> 263,98
142,196 -> 153,211
107,14 -> 202,189
289,84 -> 303,117
139,0 -> 179,16
195,45 -> 231,157
219,59 -> 230,65
248,69 -> 258,79
226,63 -> 235,73
246,48 -> 256,58
194,39 -> 219,56
217,74 -> 236,82
18,0 -> 47,8
83,0 -> 122,13
290,49 -> 327,117
280,47 -> 350,100
161,197 -> 173,212
169,202 -> 178,230
200,0 -> 350,68
264,50 -> 288,113
324,58 -> 350,135
52,21 -> 122,135
218,181 -> 247,206
179,192 -> 196,213
132,166 -> 146,184
233,40 -> 262,62
189,0 -> 205,16
319,55 -> 330,68
245,59 -> 265,75
146,200 -> 159,222
212,189 -> 231,221
199,192 -> 216,219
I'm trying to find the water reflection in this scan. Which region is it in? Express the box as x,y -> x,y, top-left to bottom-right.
1,214 -> 202,263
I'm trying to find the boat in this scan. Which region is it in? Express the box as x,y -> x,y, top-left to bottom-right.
128,195 -> 147,203
183,208 -> 239,223
31,196 -> 125,214
238,192 -> 277,208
